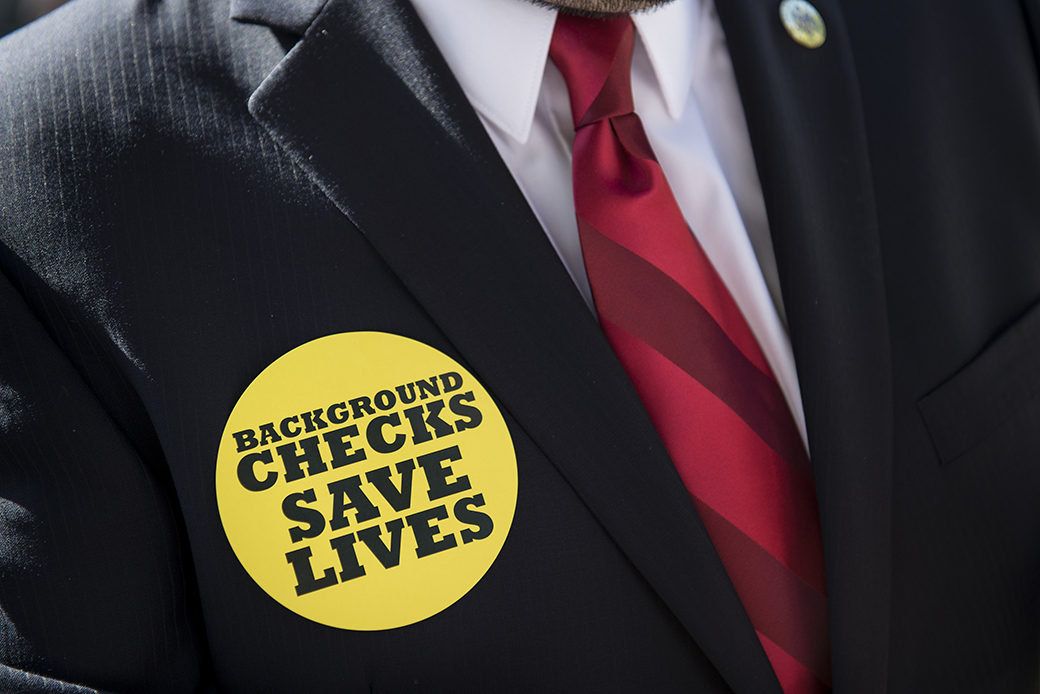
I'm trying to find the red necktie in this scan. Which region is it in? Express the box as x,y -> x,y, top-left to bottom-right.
550,14 -> 831,694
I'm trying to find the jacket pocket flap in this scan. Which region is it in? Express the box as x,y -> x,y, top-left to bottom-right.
918,299 -> 1040,466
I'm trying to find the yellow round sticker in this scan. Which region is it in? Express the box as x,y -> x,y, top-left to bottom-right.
216,332 -> 518,630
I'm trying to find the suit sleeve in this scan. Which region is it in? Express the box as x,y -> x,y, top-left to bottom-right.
0,266 -> 211,693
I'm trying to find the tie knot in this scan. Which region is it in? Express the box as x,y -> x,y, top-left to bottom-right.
549,14 -> 635,128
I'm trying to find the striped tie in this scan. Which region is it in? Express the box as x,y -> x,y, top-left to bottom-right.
549,14 -> 831,694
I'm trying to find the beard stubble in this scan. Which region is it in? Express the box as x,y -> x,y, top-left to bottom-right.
528,0 -> 673,17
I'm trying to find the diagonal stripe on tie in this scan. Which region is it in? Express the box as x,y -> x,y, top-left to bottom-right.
580,219 -> 812,479
600,318 -> 827,594
693,499 -> 831,686
759,632 -> 833,694
573,118 -> 772,375
550,13 -> 831,694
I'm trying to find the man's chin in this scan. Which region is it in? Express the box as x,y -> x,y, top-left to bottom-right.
527,0 -> 674,17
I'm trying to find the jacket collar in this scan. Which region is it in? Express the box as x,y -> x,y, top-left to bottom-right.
230,0 -> 326,35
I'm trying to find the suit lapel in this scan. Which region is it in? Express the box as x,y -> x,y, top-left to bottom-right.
229,0 -> 326,35
241,0 -> 780,691
715,0 -> 894,691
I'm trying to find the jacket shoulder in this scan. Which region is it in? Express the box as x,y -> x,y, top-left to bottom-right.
0,0 -> 289,244
0,0 -> 285,166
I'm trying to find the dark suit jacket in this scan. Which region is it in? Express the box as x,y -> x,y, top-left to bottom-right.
1,0 -> 1039,691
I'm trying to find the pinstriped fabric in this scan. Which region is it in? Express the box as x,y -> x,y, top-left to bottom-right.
0,0 -> 305,688
549,14 -> 831,694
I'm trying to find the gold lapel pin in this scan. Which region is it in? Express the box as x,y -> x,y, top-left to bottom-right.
779,0 -> 827,49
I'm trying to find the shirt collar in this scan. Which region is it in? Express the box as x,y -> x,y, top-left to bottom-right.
409,0 -> 699,143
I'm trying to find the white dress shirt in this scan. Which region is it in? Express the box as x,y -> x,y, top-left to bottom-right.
409,0 -> 808,446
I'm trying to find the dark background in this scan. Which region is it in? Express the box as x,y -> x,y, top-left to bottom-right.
0,0 -> 69,37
